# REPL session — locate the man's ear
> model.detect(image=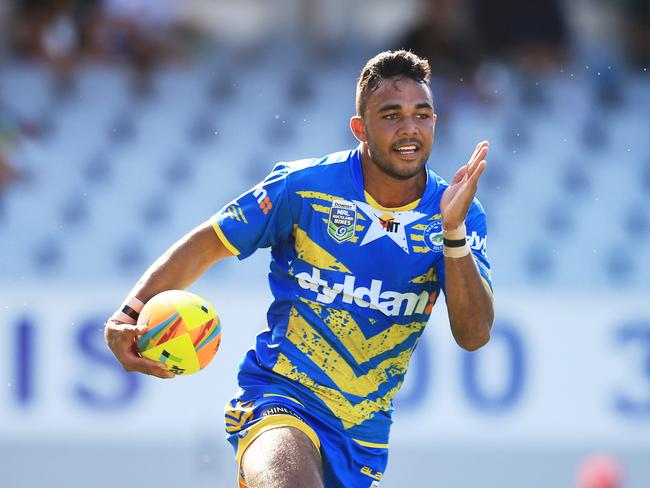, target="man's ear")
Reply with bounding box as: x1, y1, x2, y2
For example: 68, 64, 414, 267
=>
432, 113, 437, 142
350, 116, 367, 143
